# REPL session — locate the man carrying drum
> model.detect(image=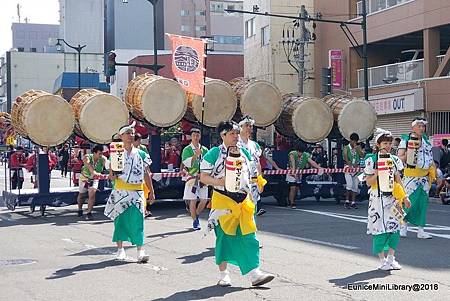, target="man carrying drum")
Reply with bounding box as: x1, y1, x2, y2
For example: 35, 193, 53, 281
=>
77, 144, 107, 220
397, 117, 436, 239
181, 127, 209, 230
